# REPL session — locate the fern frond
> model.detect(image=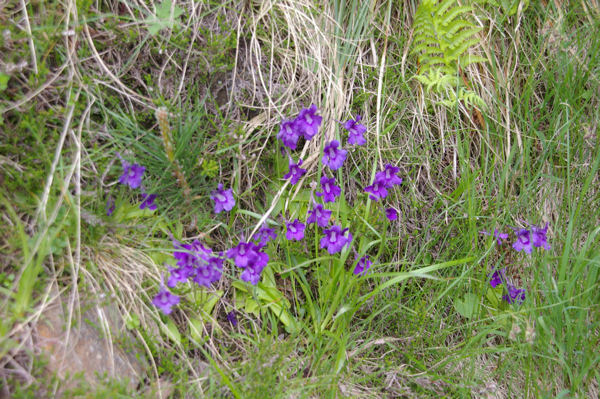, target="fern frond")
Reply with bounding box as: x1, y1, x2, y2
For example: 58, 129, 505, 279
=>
410, 0, 486, 108
459, 55, 487, 68
440, 6, 473, 27
437, 0, 457, 15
